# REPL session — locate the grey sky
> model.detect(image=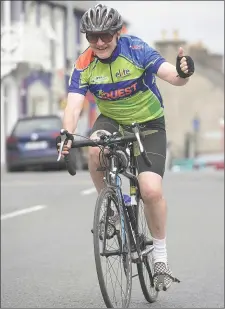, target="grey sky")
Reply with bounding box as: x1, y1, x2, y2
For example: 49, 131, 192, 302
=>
102, 1, 224, 55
